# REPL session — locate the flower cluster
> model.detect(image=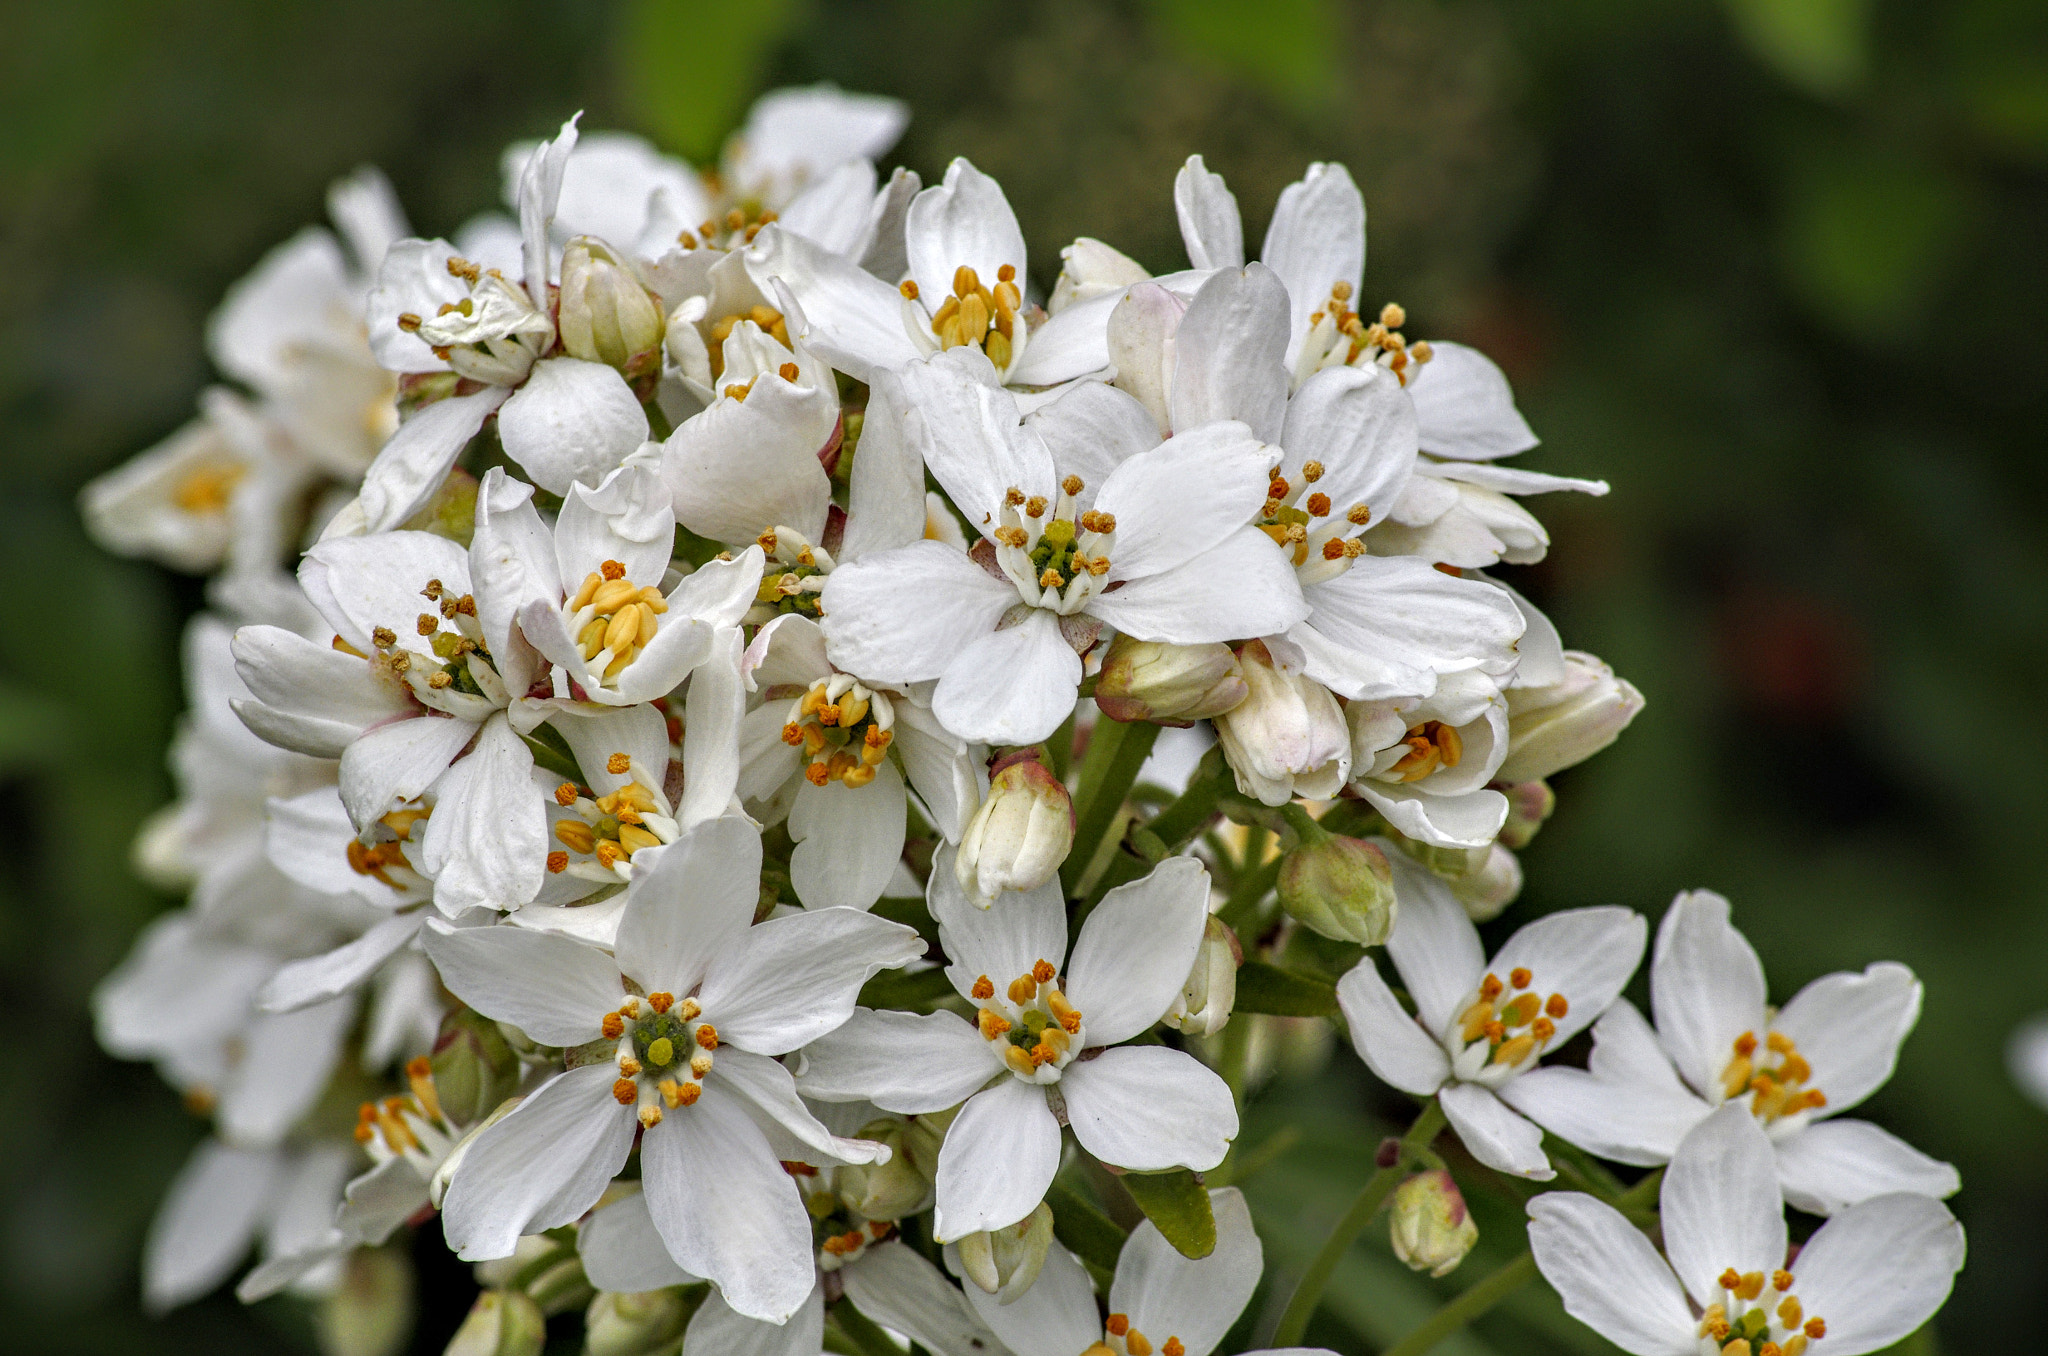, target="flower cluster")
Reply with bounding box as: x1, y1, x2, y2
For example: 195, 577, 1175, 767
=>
87, 84, 1962, 1356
